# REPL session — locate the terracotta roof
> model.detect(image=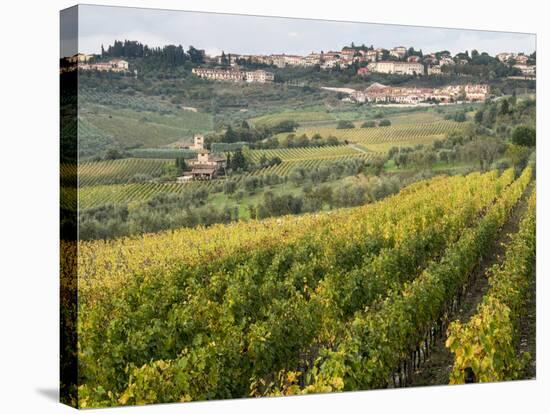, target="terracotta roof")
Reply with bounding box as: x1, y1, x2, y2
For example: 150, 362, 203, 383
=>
192, 166, 216, 174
